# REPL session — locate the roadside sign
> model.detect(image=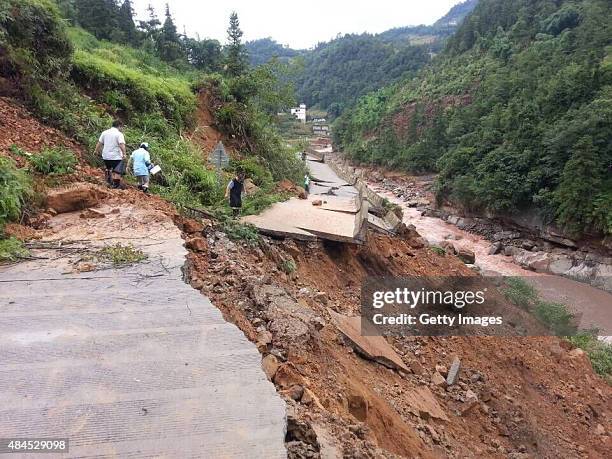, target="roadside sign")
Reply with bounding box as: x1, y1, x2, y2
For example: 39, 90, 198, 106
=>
208, 141, 229, 170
